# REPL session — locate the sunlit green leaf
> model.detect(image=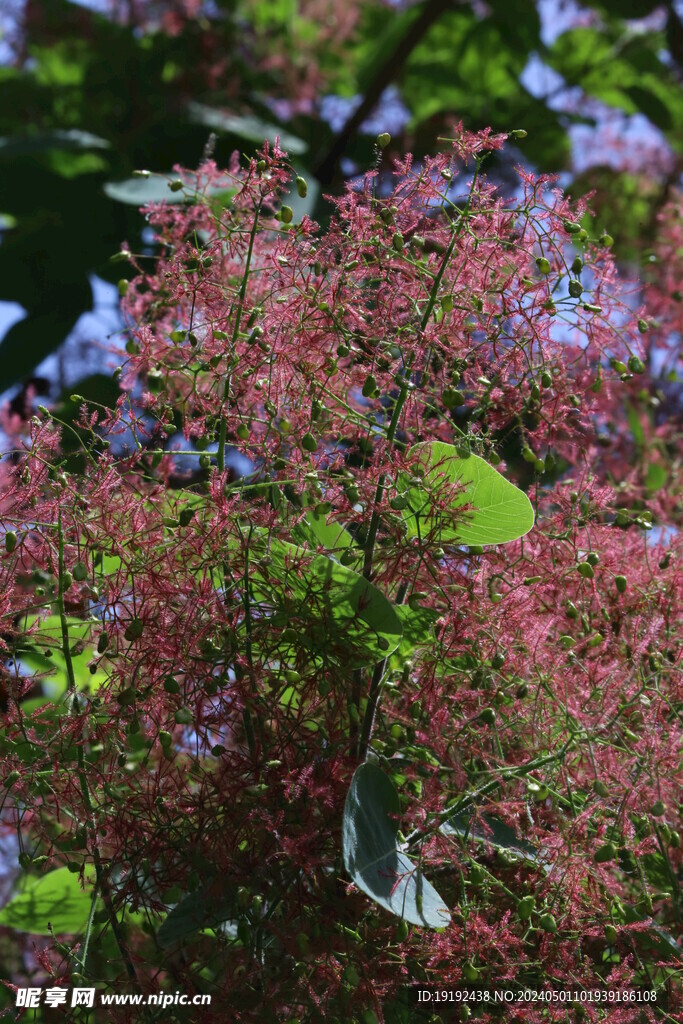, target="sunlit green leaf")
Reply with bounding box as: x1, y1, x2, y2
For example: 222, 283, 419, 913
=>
0, 867, 97, 936
187, 102, 307, 155
400, 443, 534, 546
